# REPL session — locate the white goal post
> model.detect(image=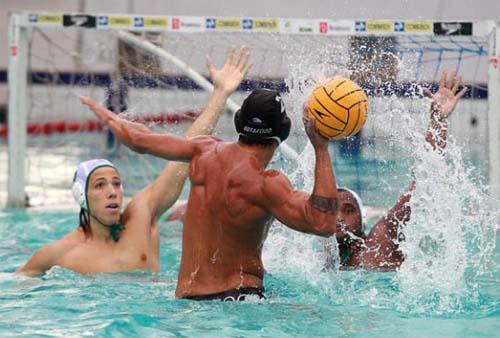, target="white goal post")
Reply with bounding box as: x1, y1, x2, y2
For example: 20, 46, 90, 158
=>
6, 12, 500, 207
488, 21, 500, 200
